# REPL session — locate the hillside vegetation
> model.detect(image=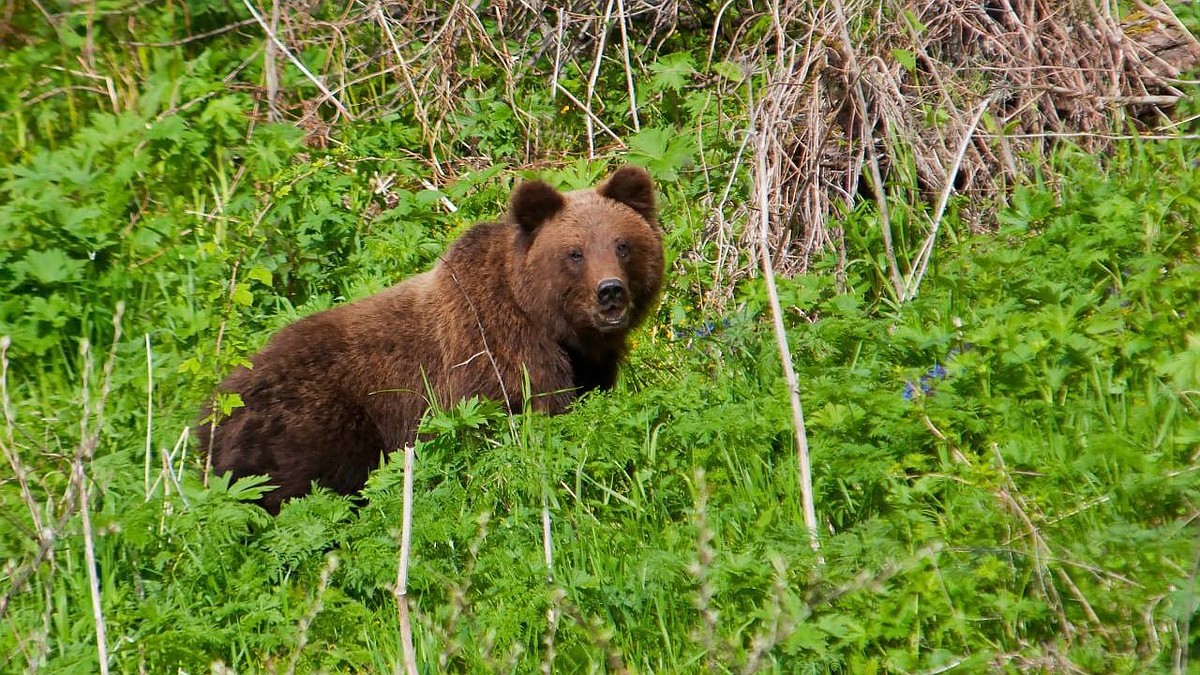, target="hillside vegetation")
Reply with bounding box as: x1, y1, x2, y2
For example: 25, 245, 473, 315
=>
1, 1, 1199, 672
